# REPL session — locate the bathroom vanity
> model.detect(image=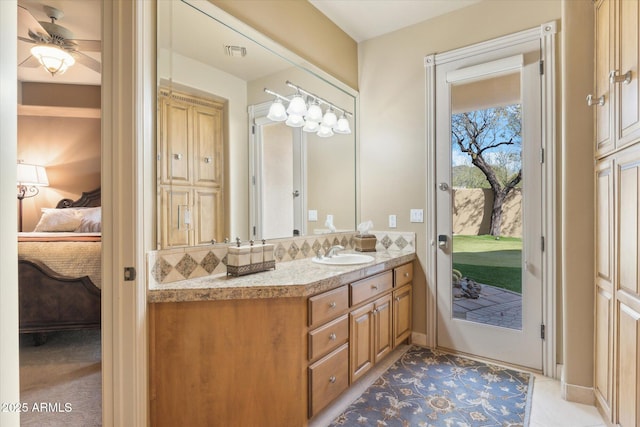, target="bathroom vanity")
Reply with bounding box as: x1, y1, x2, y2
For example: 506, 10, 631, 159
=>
148, 252, 414, 427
